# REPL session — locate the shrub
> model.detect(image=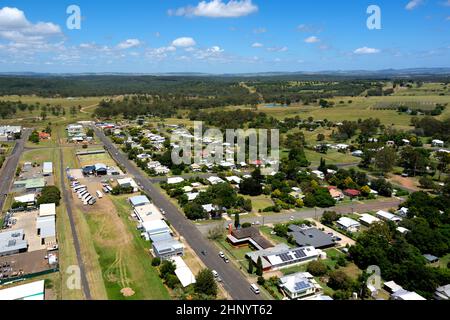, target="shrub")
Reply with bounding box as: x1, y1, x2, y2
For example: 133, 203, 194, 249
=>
151, 258, 161, 267
257, 276, 266, 286
307, 260, 328, 276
